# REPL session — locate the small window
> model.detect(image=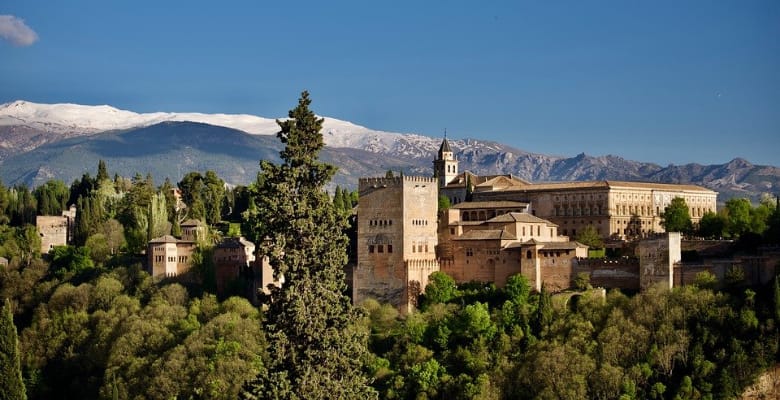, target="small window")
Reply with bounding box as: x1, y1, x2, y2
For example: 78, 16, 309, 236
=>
378, 245, 384, 253
387, 245, 393, 253
526, 250, 532, 259
369, 245, 375, 253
